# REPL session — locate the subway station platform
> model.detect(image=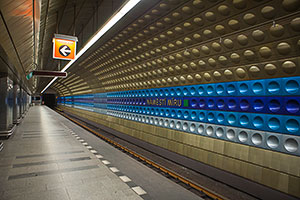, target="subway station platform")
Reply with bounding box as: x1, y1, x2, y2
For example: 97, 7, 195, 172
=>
0, 106, 202, 200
